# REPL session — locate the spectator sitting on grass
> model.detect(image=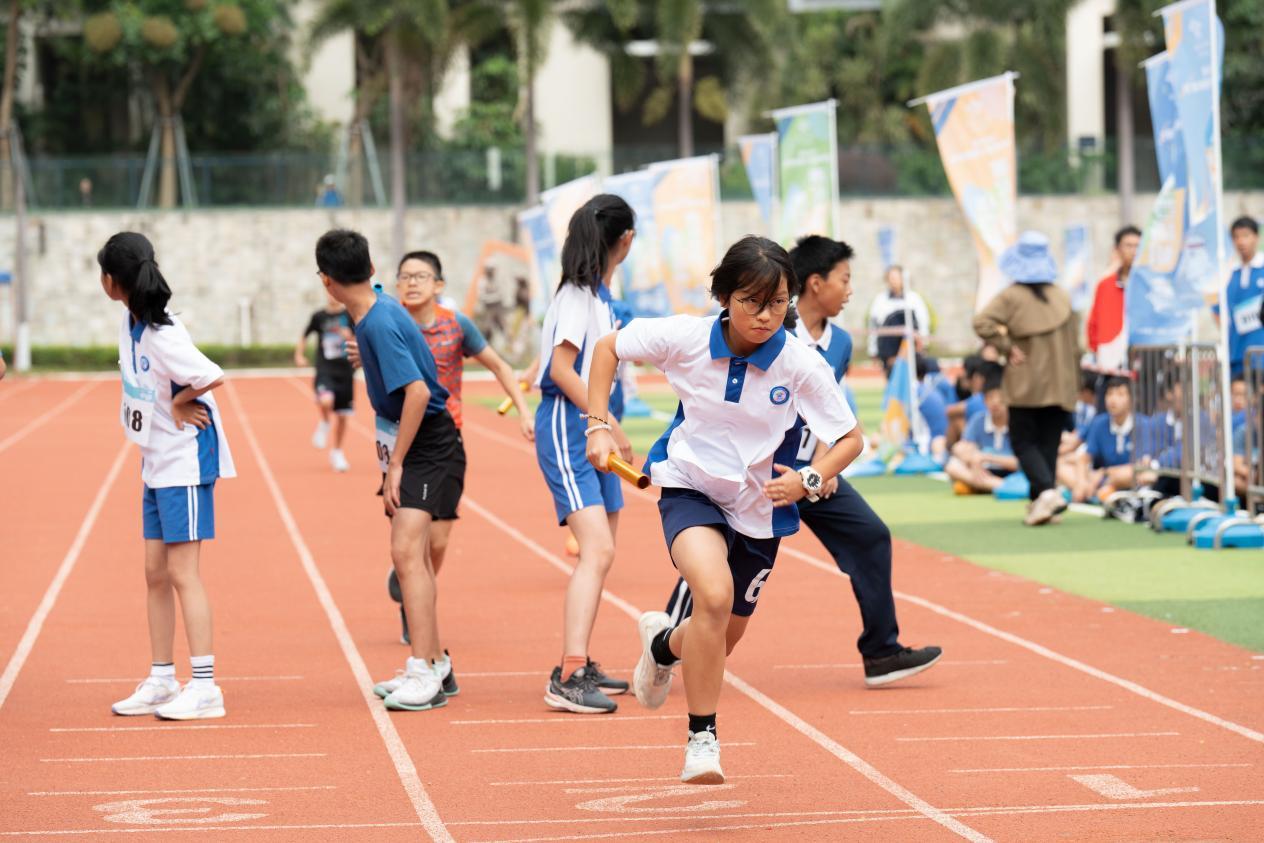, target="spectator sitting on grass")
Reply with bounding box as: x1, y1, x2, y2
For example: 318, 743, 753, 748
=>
915, 354, 949, 465
1231, 375, 1247, 433
1056, 369, 1100, 491
947, 356, 1003, 447
945, 376, 1017, 494
1071, 376, 1137, 504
